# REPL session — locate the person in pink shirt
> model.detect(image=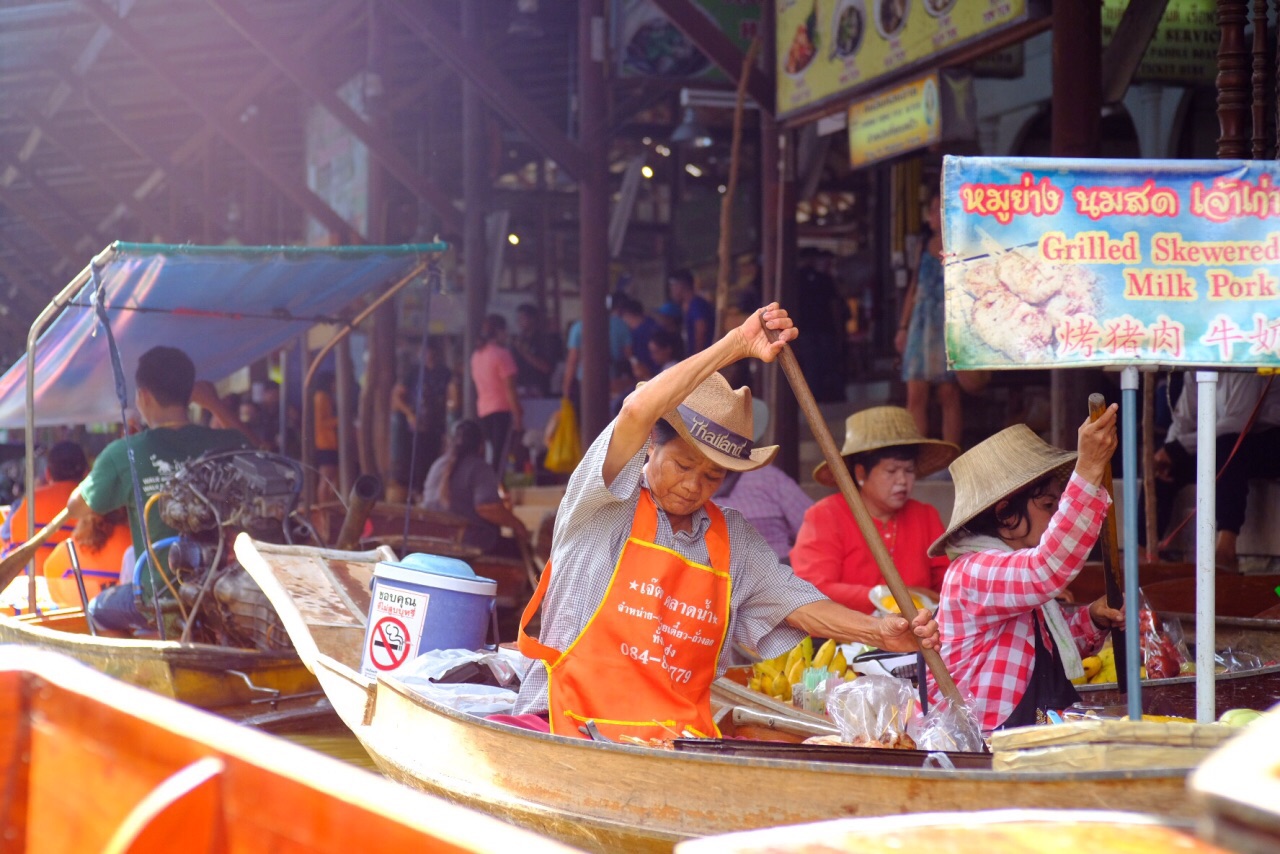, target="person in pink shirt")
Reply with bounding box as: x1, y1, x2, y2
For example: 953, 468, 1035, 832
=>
470, 314, 522, 474
791, 406, 959, 614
